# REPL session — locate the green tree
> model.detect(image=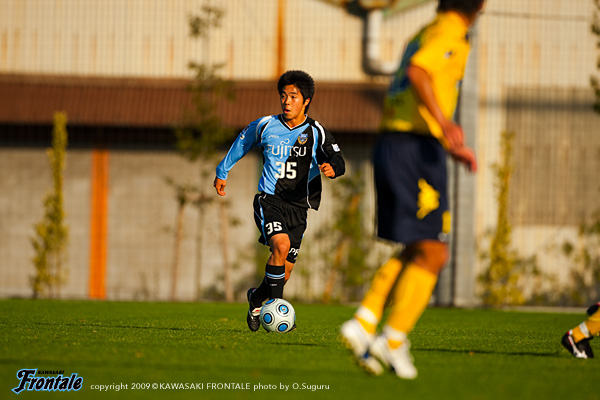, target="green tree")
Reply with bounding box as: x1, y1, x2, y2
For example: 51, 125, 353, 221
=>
168, 6, 236, 301
478, 131, 537, 306
322, 172, 378, 303
30, 112, 69, 298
